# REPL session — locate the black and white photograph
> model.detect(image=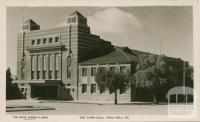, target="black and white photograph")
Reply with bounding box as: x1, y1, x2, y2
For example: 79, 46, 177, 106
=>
1, 0, 200, 121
